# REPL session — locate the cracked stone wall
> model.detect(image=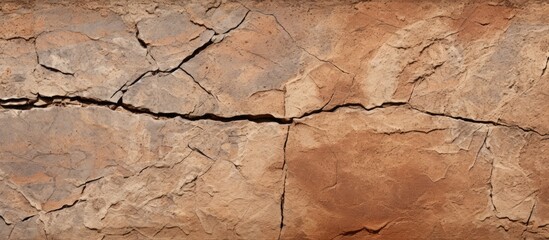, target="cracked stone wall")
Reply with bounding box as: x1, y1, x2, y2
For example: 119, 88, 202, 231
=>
0, 0, 548, 239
